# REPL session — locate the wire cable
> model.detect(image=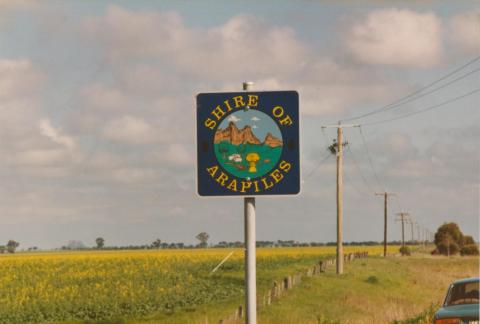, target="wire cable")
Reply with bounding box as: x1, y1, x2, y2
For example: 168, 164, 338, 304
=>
344, 168, 371, 196
303, 150, 333, 182
393, 195, 404, 212
345, 145, 376, 193
342, 55, 480, 122
359, 67, 480, 120
358, 126, 384, 192
321, 127, 332, 149
362, 87, 480, 126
